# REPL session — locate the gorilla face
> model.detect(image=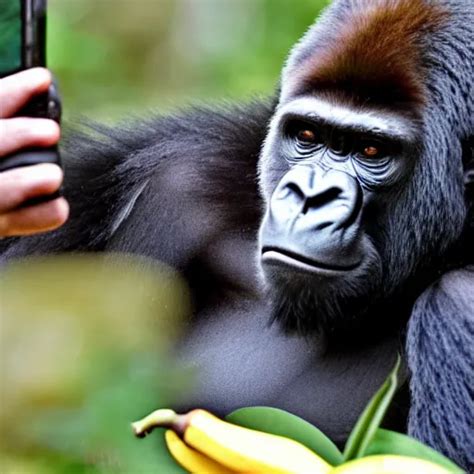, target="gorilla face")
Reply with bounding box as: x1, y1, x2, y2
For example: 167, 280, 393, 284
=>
258, 95, 469, 337
256, 0, 471, 336
258, 97, 421, 334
